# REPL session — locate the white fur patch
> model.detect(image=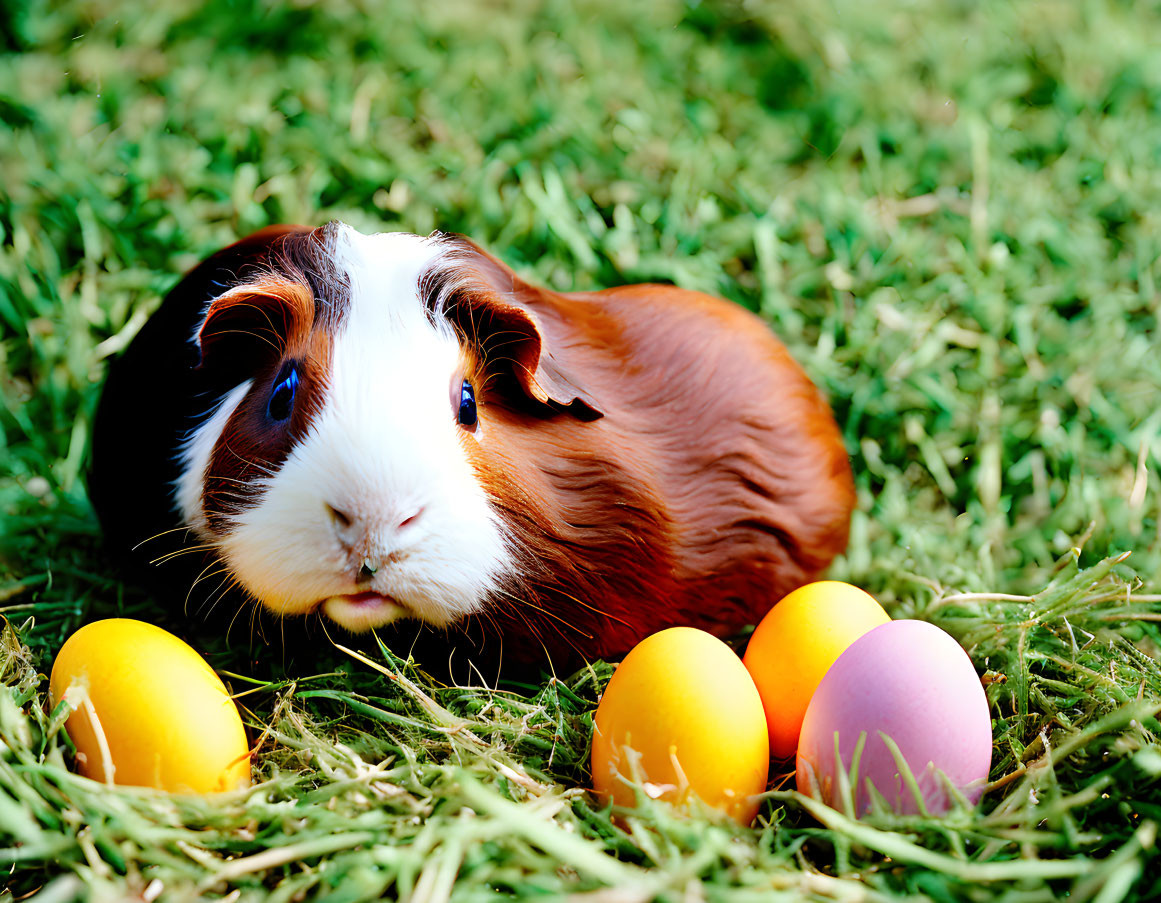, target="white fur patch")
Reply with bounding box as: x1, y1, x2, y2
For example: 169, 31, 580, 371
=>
174, 380, 253, 536
187, 225, 511, 631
